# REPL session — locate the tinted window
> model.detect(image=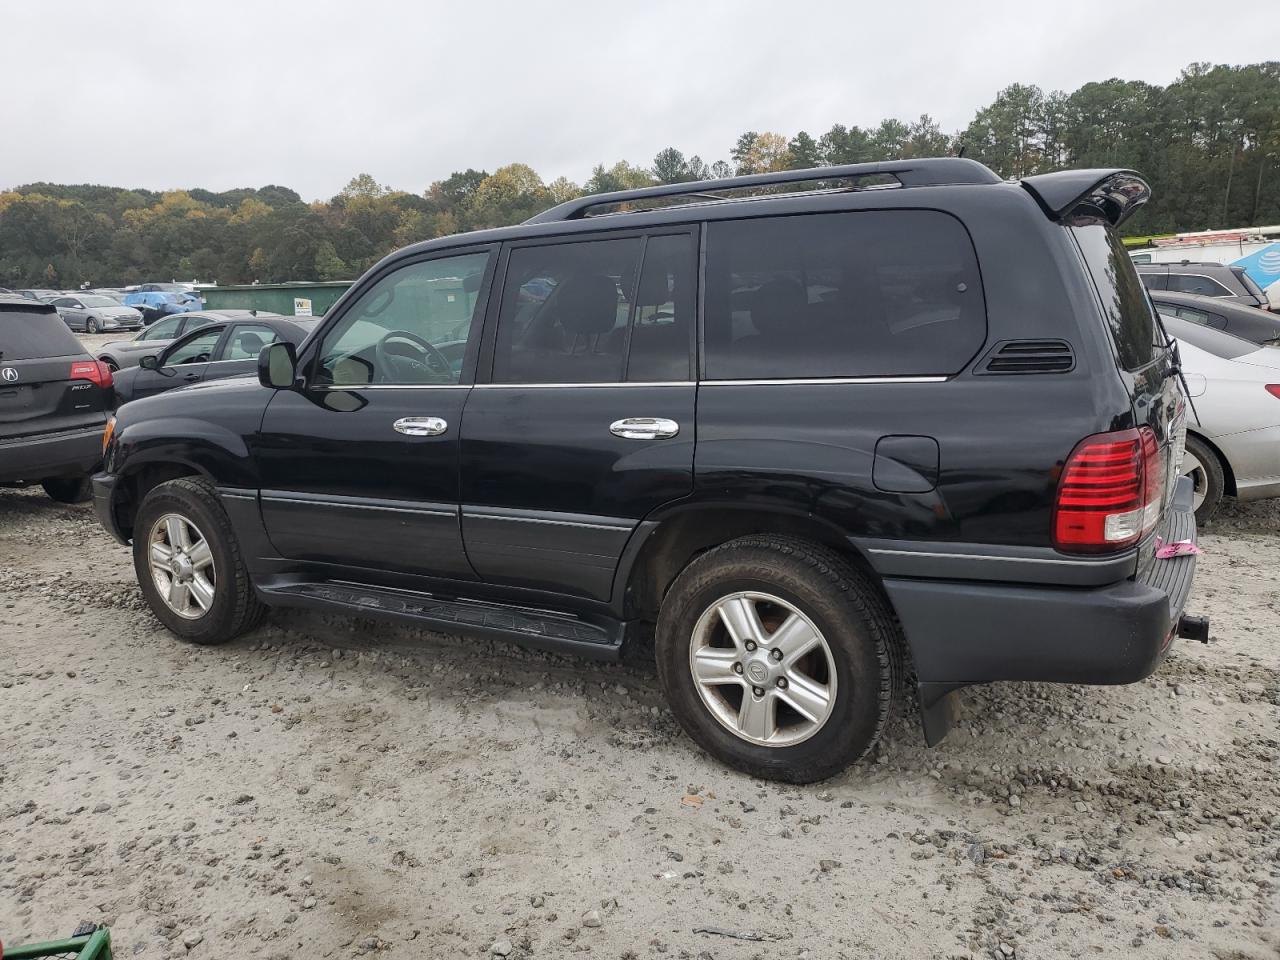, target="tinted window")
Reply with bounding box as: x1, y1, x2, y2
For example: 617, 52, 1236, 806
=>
1137, 271, 1167, 290
140, 316, 181, 340
1173, 306, 1210, 326
627, 234, 694, 381
0, 307, 85, 359
1167, 273, 1230, 297
1235, 269, 1267, 302
184, 315, 215, 331
703, 211, 985, 379
317, 251, 490, 386
1073, 222, 1165, 371
164, 328, 222, 366
222, 323, 280, 361
494, 237, 641, 384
